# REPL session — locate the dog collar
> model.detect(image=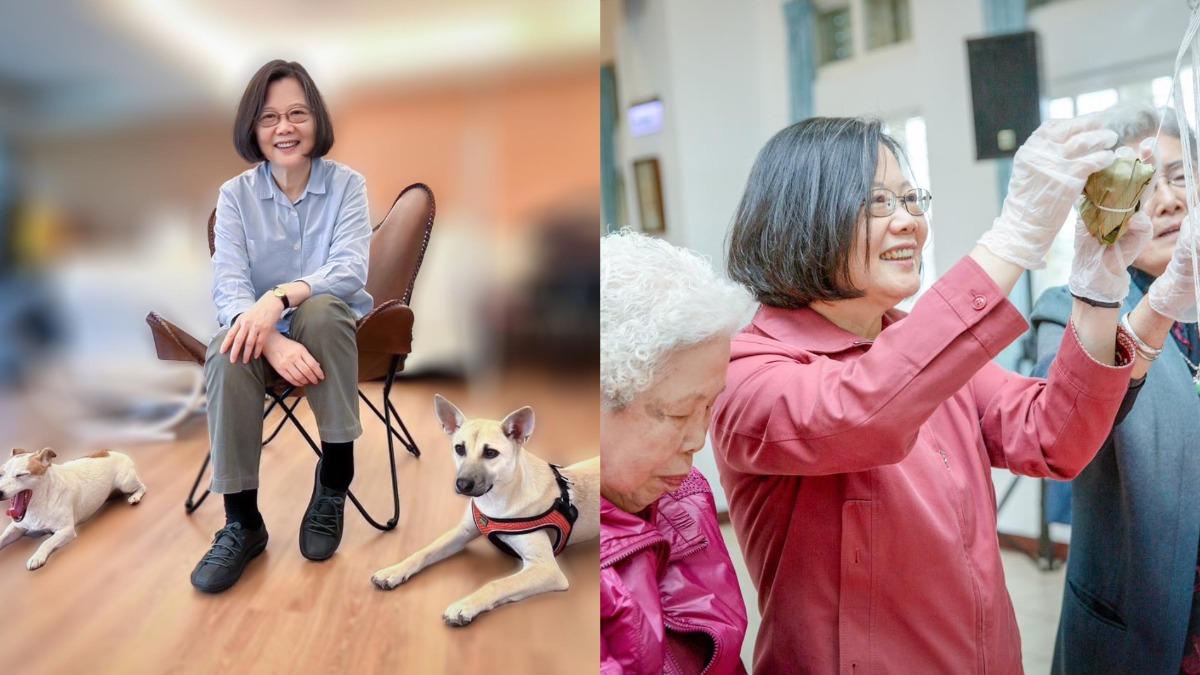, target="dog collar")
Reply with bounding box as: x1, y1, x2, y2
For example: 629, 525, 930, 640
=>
471, 464, 578, 557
